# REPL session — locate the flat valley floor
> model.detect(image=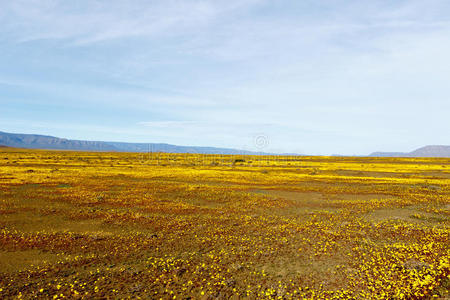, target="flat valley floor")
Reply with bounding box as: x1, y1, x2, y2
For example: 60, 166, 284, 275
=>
0, 149, 449, 299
